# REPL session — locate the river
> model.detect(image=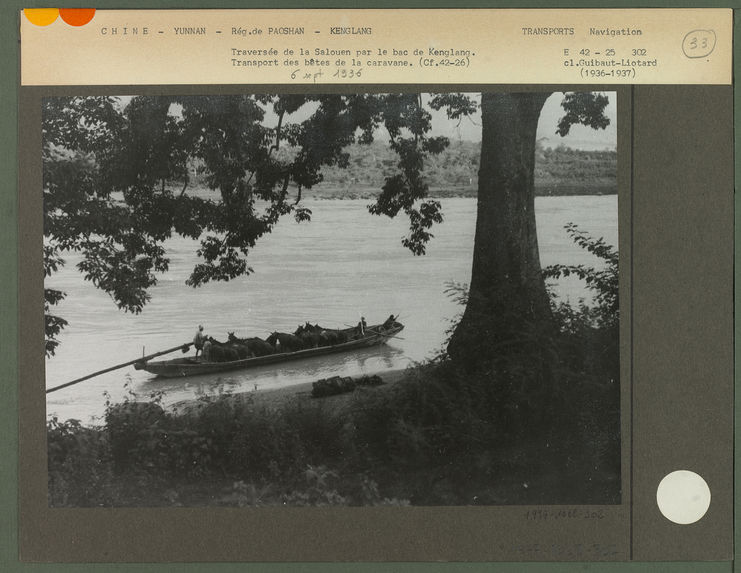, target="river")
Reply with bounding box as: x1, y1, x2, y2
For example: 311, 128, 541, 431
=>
45, 195, 618, 424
